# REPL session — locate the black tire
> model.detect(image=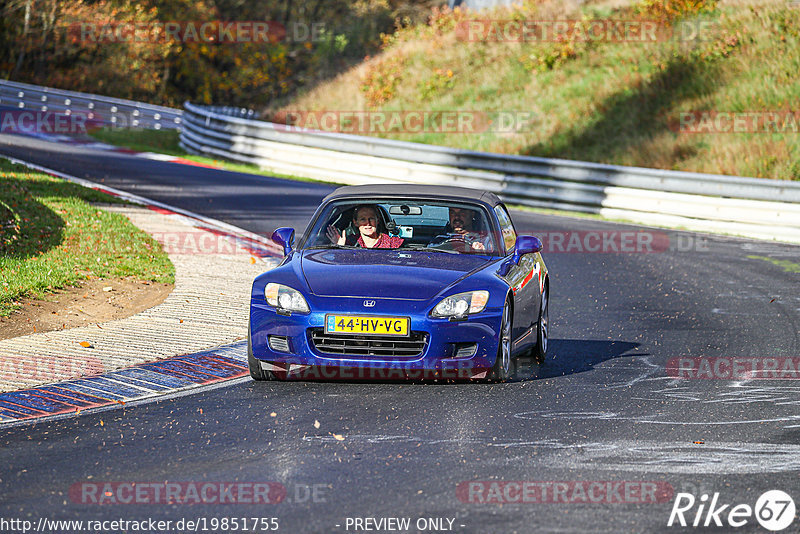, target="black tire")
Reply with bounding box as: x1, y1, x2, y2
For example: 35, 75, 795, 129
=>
531, 286, 549, 364
490, 300, 513, 381
247, 321, 274, 381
